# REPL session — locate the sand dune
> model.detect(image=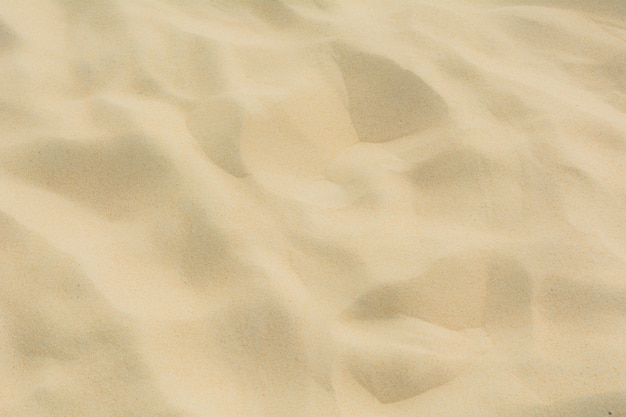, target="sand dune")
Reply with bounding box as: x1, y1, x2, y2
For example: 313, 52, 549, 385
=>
0, 0, 625, 416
